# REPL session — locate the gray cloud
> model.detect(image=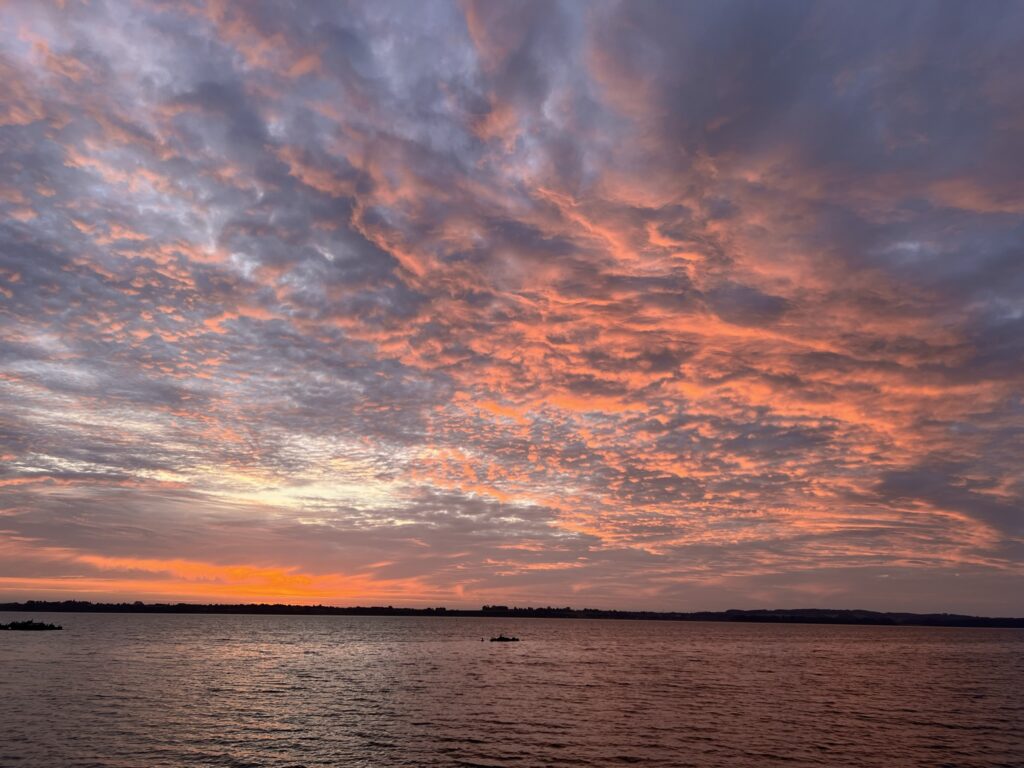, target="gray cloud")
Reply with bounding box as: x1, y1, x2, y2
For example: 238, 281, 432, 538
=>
0, 0, 1021, 611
